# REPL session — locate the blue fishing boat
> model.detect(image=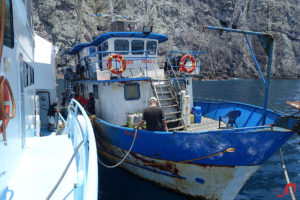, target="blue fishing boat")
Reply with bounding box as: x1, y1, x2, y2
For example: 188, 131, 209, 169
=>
61, 20, 299, 199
